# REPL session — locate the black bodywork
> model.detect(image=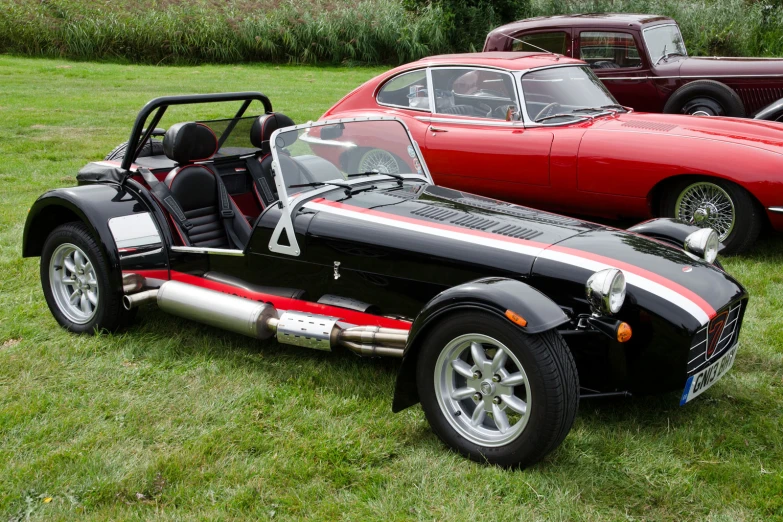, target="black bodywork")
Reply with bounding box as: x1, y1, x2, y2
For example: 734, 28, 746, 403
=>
23, 92, 748, 412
